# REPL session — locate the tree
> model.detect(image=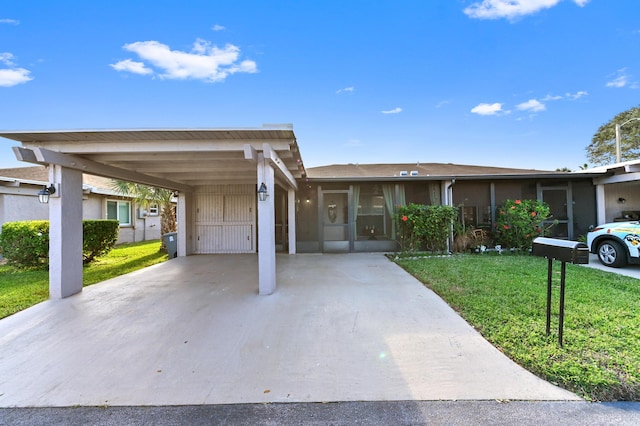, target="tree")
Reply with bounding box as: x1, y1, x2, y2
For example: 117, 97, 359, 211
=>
111, 181, 177, 251
586, 105, 640, 165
